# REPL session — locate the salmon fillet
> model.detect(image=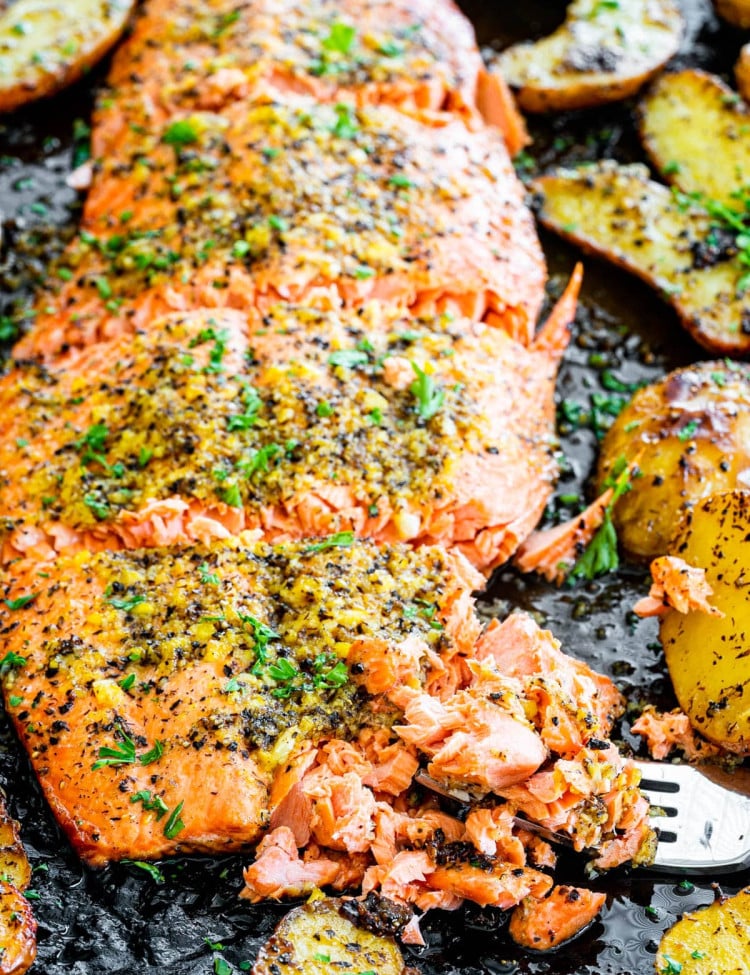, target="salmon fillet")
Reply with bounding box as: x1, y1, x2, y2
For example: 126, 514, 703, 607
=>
0, 537, 653, 894
1, 302, 564, 571
16, 99, 544, 360
97, 0, 484, 145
